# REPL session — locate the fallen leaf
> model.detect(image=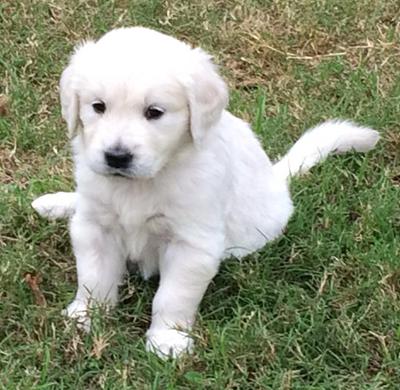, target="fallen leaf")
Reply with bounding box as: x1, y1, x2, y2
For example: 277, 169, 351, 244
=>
0, 95, 9, 117
24, 272, 47, 307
